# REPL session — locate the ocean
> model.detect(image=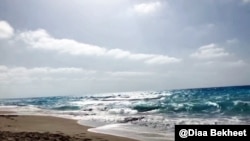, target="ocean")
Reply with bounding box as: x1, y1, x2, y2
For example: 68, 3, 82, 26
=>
1, 85, 250, 141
